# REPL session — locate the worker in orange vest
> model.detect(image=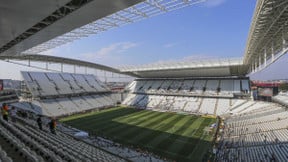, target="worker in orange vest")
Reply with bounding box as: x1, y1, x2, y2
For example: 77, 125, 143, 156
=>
48, 118, 57, 134
1, 103, 9, 122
